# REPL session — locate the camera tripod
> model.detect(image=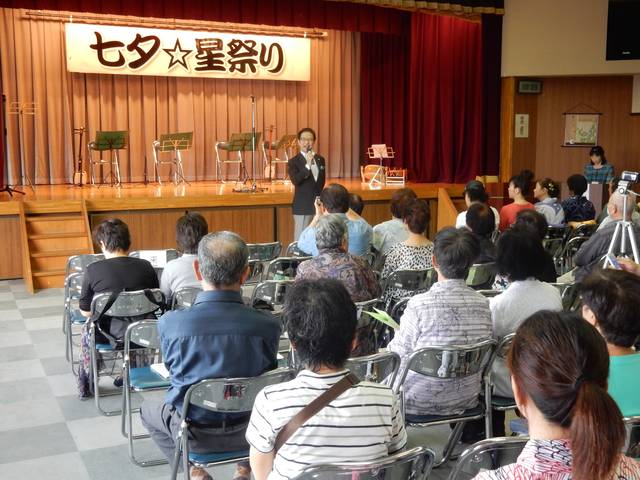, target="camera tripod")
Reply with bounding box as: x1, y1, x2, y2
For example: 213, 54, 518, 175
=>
603, 179, 639, 267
